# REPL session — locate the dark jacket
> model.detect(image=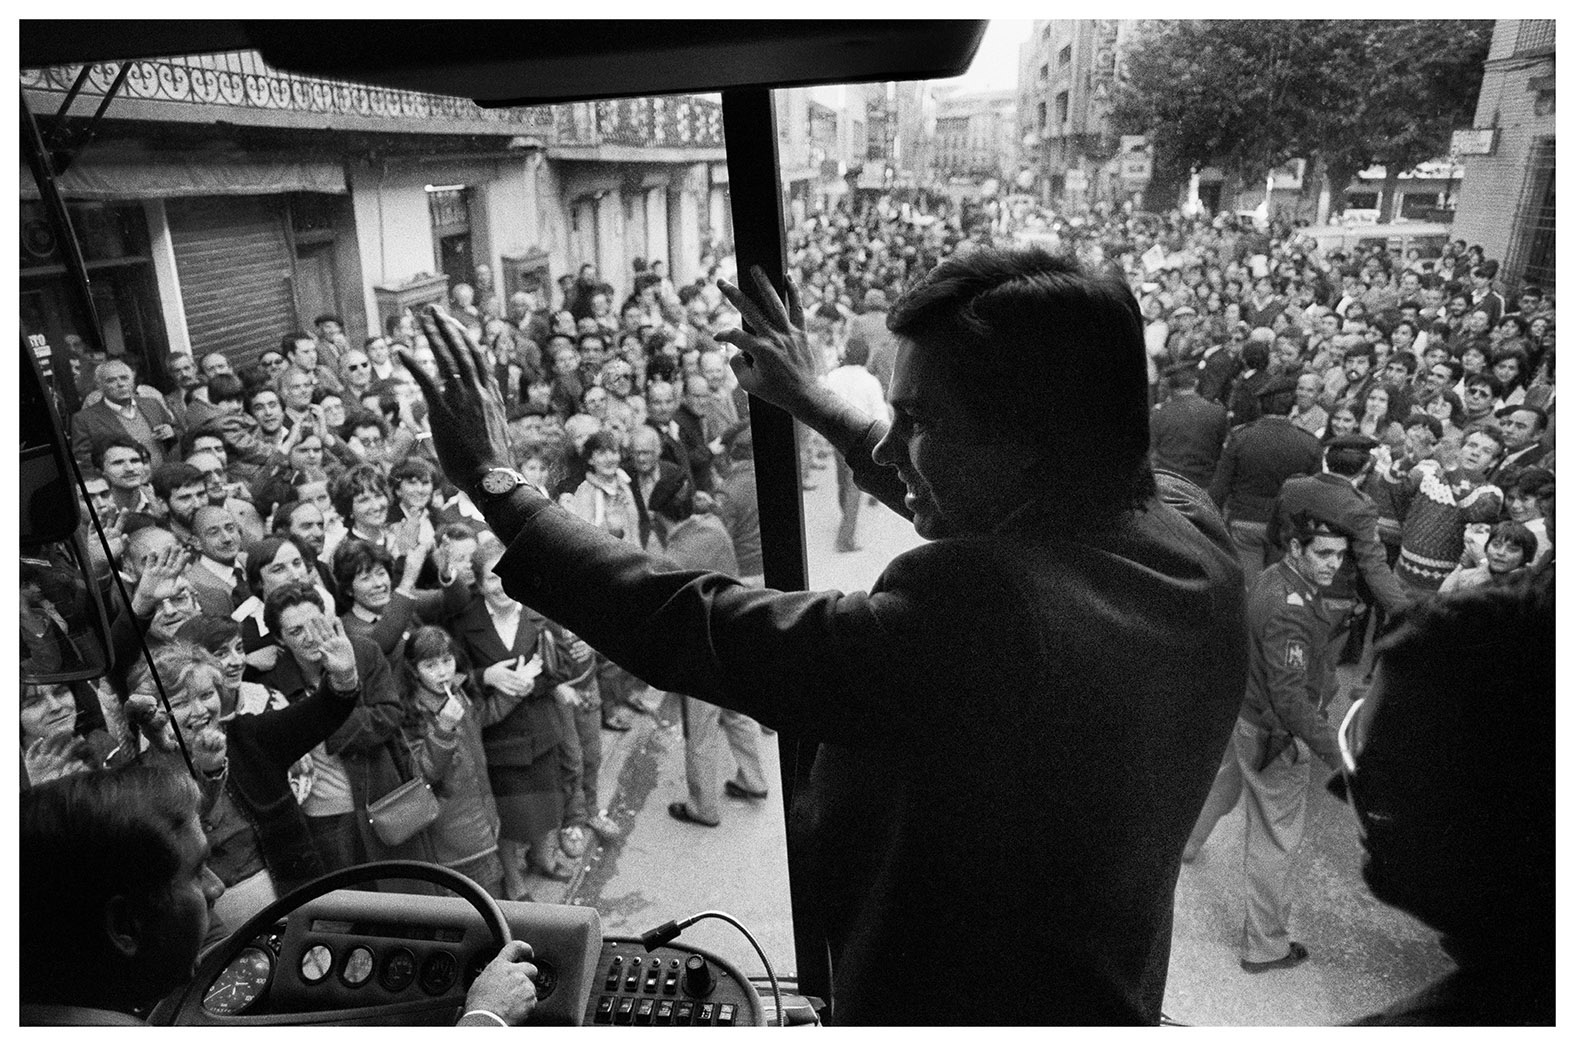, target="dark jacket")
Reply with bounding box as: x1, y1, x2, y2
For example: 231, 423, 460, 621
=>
222, 678, 358, 893
1239, 559, 1341, 770
672, 405, 716, 491
1210, 415, 1323, 524
1150, 393, 1230, 489
1267, 472, 1411, 614
490, 465, 1246, 1025
70, 395, 179, 467
1196, 345, 1240, 404
448, 593, 570, 768
251, 634, 431, 861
